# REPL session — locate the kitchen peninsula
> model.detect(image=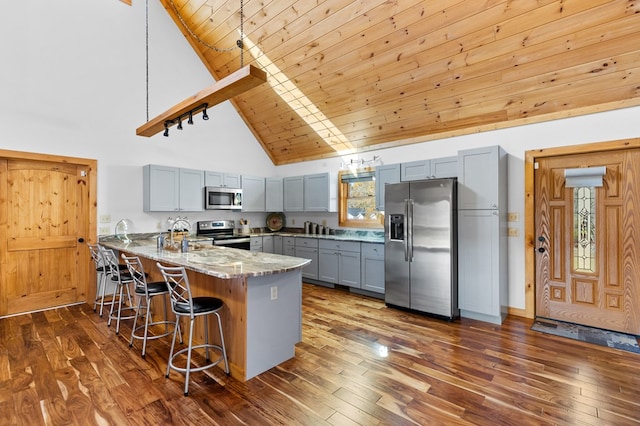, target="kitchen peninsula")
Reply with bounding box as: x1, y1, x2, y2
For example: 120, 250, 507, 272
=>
100, 234, 310, 382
